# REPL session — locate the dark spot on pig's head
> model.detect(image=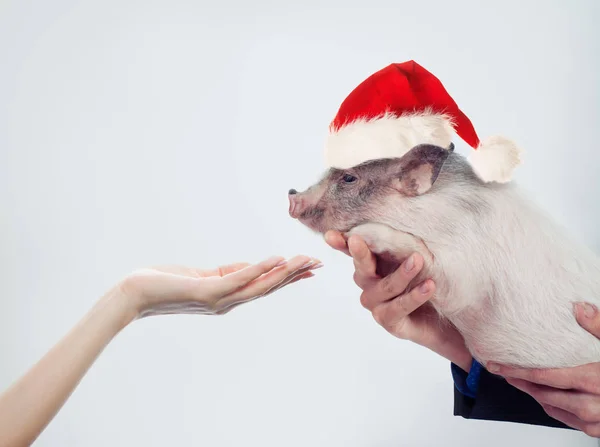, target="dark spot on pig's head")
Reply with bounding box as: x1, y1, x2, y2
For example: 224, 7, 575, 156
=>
289, 143, 456, 234
288, 163, 384, 233
299, 206, 325, 221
